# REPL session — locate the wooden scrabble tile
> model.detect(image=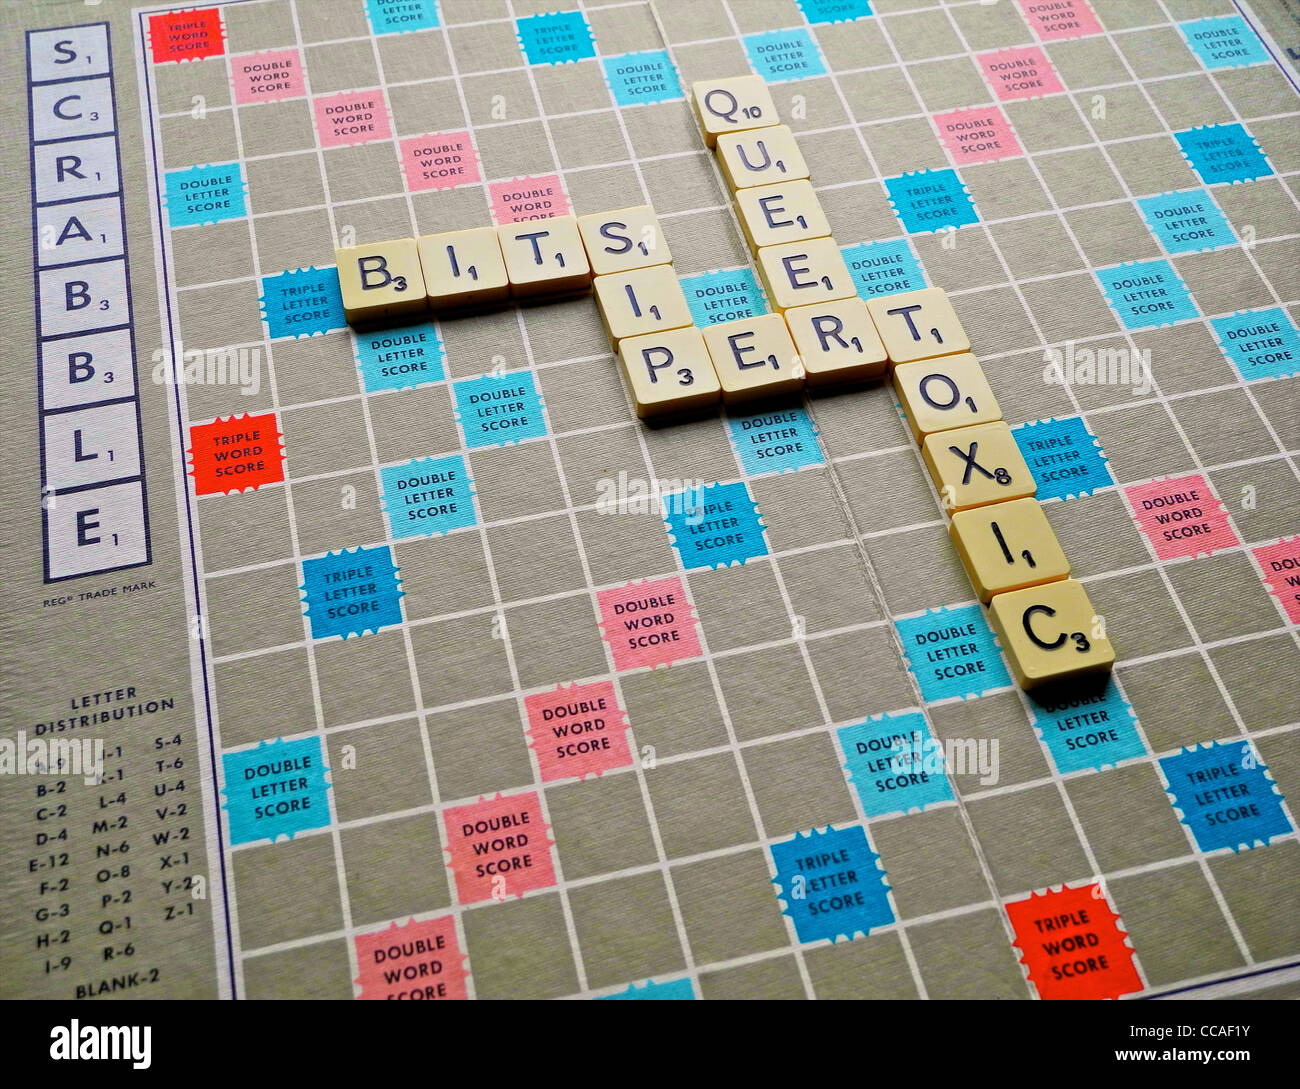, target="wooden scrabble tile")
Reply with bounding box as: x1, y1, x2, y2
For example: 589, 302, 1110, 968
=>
700, 313, 804, 404
950, 497, 1070, 603
865, 287, 970, 364
416, 227, 509, 311
921, 420, 1036, 512
783, 297, 888, 386
735, 179, 831, 251
335, 237, 428, 326
716, 125, 809, 190
576, 205, 671, 276
593, 265, 694, 344
497, 215, 592, 297
755, 237, 856, 312
617, 326, 721, 418
893, 352, 1002, 441
987, 578, 1115, 690
690, 75, 780, 147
